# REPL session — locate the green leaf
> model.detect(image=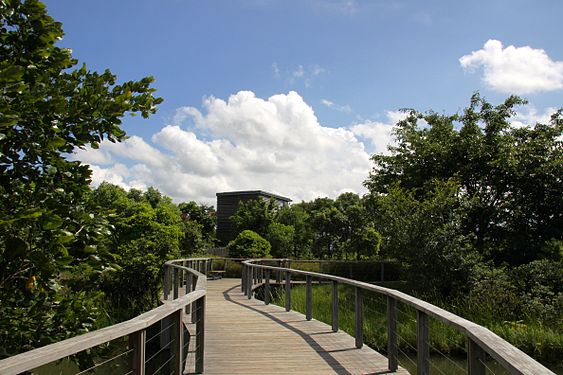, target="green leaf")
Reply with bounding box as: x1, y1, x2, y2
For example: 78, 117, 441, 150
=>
0, 65, 25, 82
0, 114, 19, 128
57, 230, 75, 244
84, 245, 97, 254
47, 137, 67, 150
42, 214, 63, 230
0, 208, 46, 224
